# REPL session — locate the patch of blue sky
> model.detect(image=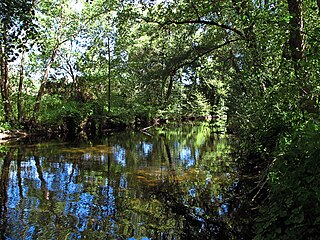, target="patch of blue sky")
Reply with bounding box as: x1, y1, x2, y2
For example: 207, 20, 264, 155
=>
195, 148, 200, 159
